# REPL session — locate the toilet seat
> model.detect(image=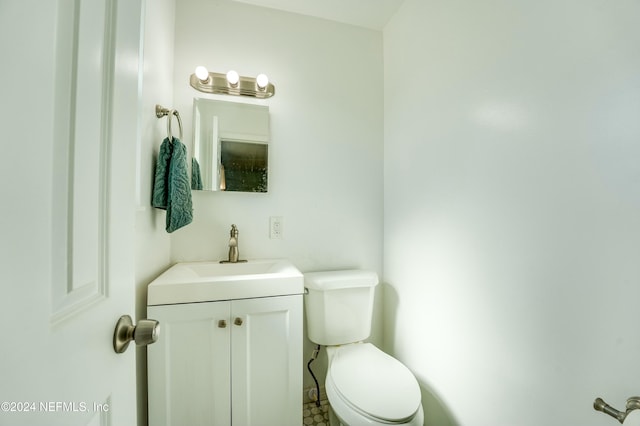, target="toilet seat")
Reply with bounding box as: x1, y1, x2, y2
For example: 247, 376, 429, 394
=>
327, 343, 421, 423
